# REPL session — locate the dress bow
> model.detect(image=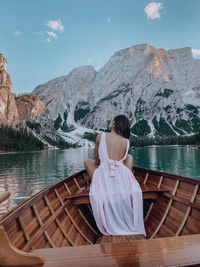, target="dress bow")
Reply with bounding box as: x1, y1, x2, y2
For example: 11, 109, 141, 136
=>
108, 160, 120, 177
